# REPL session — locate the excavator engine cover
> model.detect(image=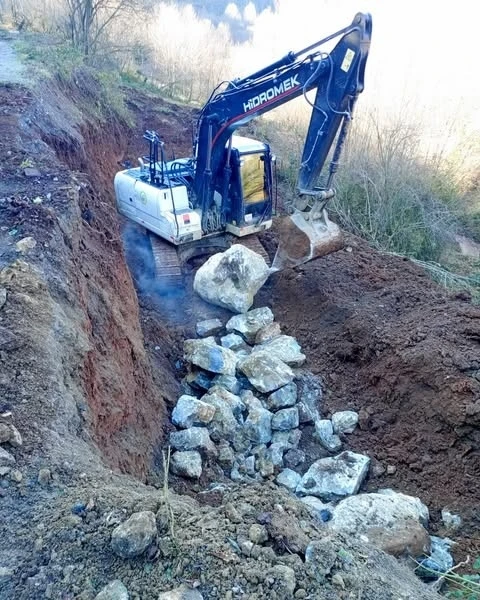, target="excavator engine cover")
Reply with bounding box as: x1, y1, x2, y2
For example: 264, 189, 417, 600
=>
272, 209, 343, 270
